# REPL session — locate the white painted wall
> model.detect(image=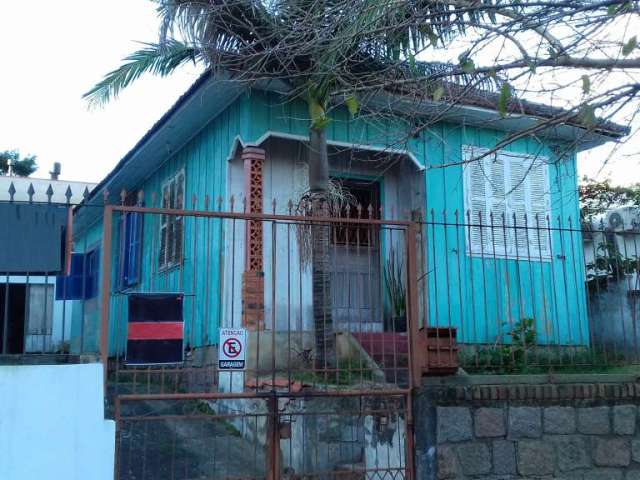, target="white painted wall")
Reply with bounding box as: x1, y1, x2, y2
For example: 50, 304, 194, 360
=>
0, 363, 115, 480
224, 138, 425, 333
0, 176, 96, 203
